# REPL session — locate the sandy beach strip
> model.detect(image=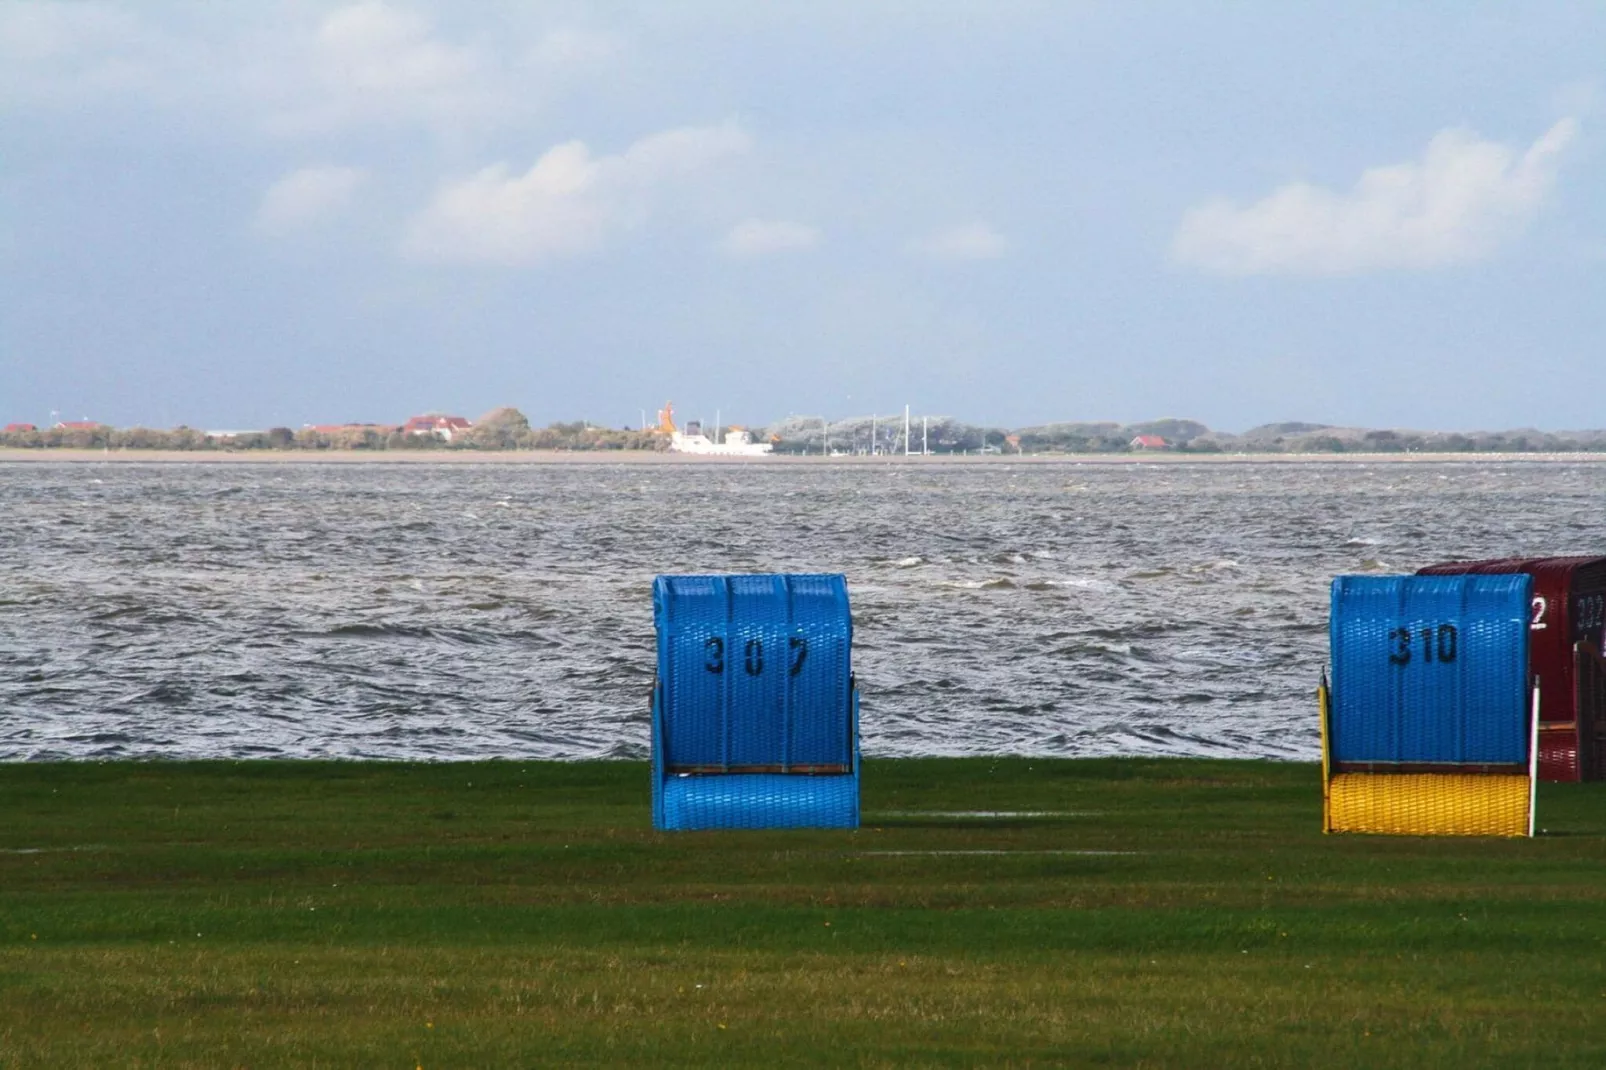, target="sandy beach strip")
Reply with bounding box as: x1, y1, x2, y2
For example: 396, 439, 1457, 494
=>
5, 448, 1605, 466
